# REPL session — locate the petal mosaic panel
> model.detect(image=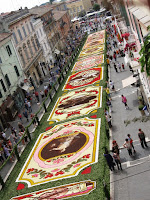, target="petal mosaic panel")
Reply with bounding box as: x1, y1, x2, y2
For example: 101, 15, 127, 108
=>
86, 30, 105, 43
72, 55, 103, 72
64, 67, 103, 90
47, 86, 102, 122
11, 180, 96, 200
16, 118, 100, 187
78, 45, 104, 59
